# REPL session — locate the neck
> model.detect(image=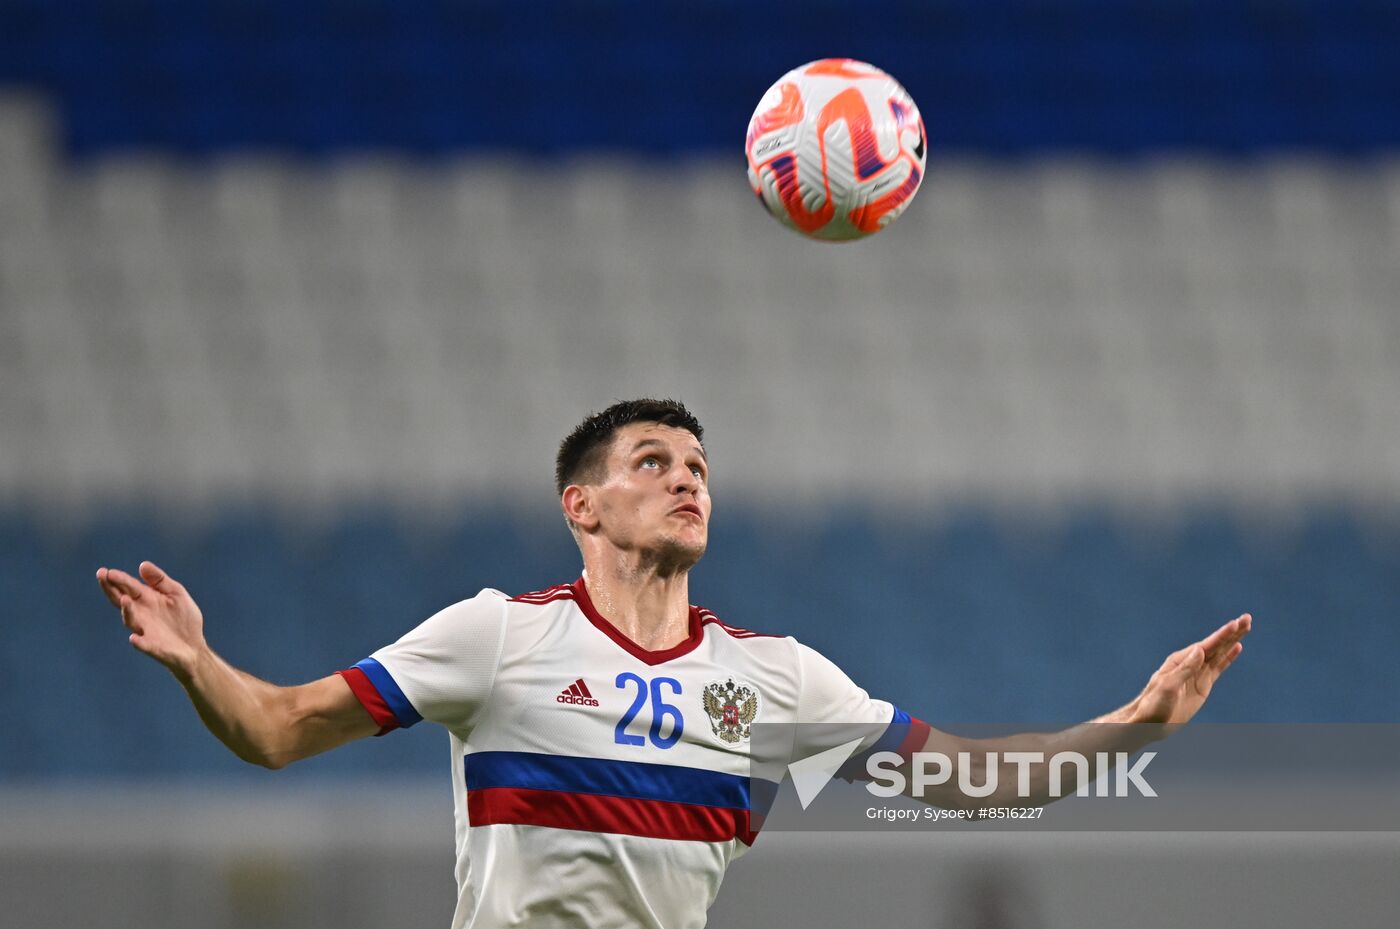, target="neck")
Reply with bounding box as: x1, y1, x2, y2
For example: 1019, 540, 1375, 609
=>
581, 554, 693, 652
